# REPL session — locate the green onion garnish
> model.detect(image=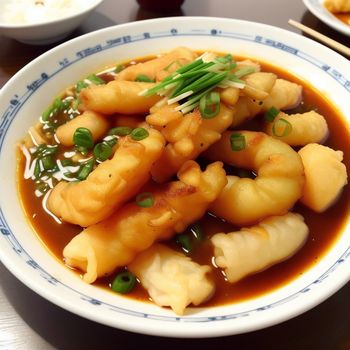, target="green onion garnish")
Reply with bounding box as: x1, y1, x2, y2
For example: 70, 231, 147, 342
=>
138, 53, 246, 114
115, 64, 125, 73
130, 127, 149, 141
190, 223, 204, 241
135, 74, 154, 83
230, 133, 246, 151
41, 97, 70, 122
40, 155, 56, 171
86, 74, 105, 85
73, 127, 94, 149
111, 271, 137, 294
176, 234, 192, 254
199, 91, 220, 119
264, 106, 280, 122
93, 142, 113, 162
136, 192, 154, 208
76, 158, 95, 181
76, 81, 88, 93
272, 118, 292, 137
108, 126, 133, 136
